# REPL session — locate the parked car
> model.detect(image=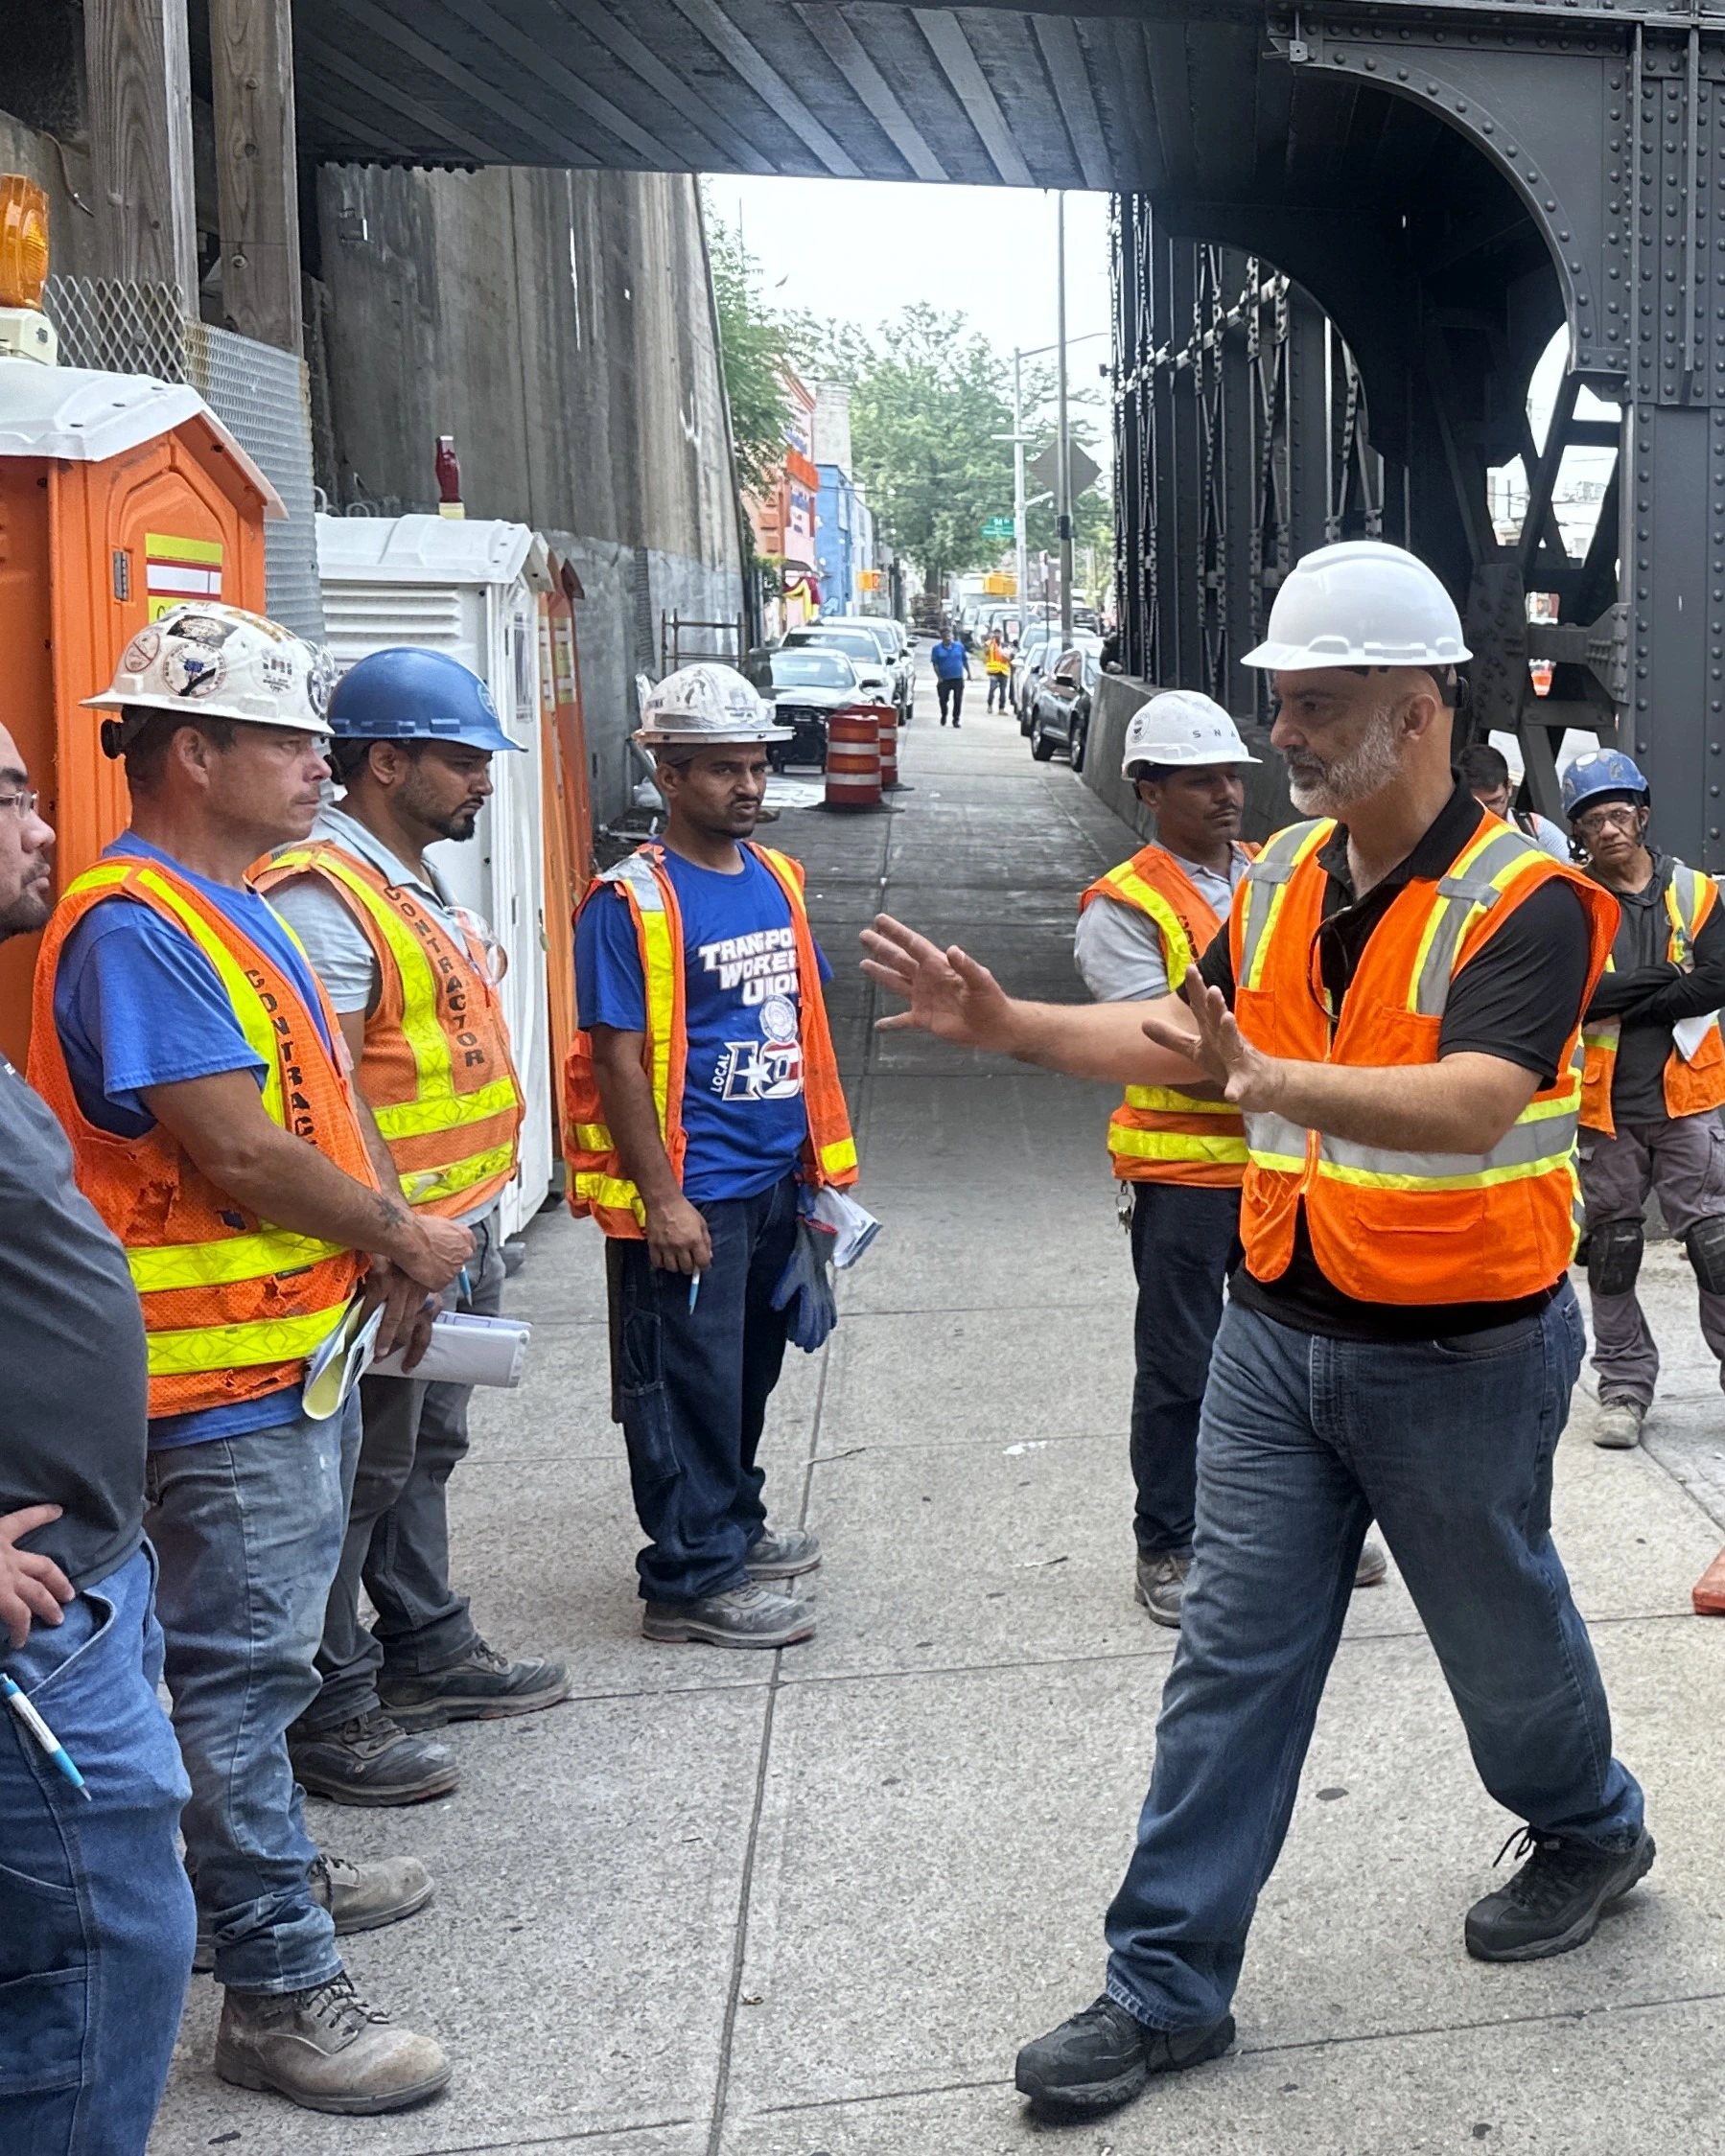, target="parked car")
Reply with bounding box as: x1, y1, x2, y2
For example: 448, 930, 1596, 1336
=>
779, 624, 896, 711
742, 645, 863, 768
1012, 622, 1061, 731
1028, 640, 1104, 768
820, 614, 913, 722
